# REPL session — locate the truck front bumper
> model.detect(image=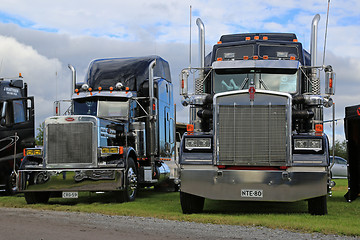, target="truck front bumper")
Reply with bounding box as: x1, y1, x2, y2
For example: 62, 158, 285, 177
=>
18, 169, 125, 192
180, 167, 328, 202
